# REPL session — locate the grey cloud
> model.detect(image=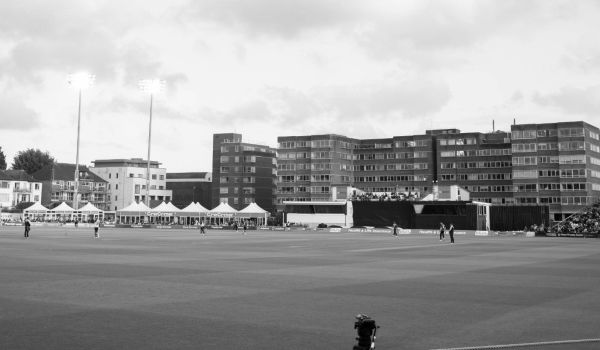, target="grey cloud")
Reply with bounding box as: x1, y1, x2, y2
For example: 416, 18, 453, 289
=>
0, 1, 171, 85
319, 78, 451, 121
355, 0, 556, 60
533, 86, 600, 116
0, 94, 39, 130
183, 0, 362, 37
196, 78, 450, 136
